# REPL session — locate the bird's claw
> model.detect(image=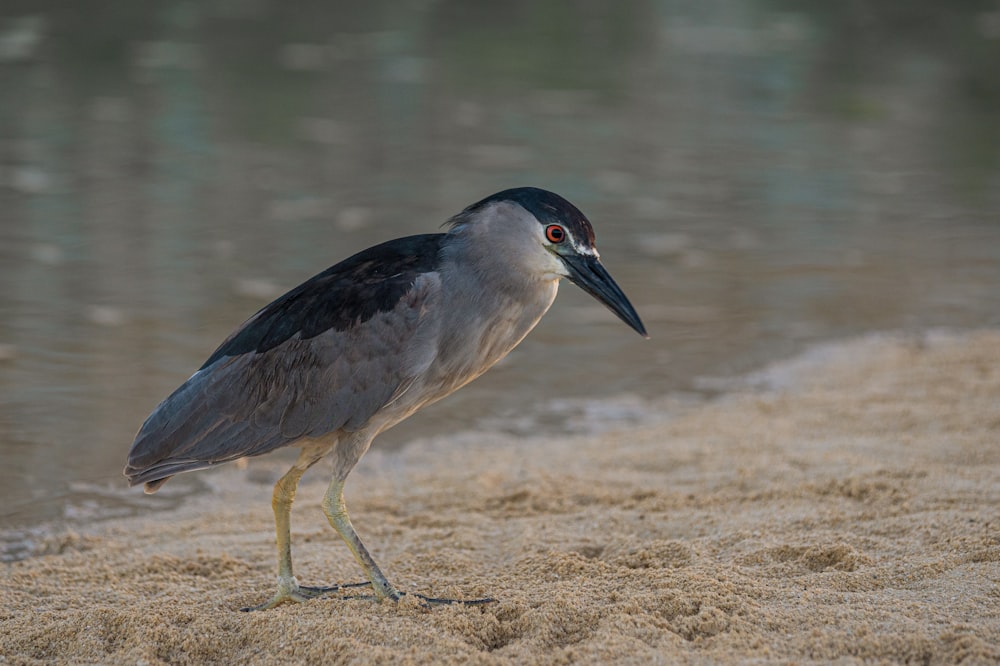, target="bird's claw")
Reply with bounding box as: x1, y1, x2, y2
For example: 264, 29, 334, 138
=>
404, 591, 497, 607
298, 581, 372, 596
240, 579, 496, 610
240, 581, 372, 611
